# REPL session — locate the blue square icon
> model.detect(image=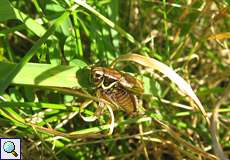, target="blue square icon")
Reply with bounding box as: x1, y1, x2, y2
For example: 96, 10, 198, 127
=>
0, 138, 21, 160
